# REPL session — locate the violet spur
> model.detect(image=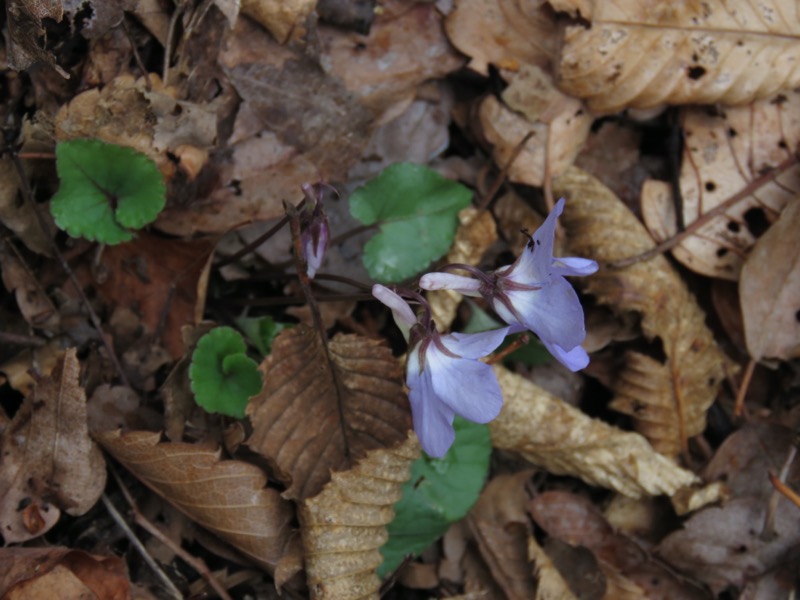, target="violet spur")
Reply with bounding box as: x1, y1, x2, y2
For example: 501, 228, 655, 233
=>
372, 284, 508, 458
420, 198, 598, 371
